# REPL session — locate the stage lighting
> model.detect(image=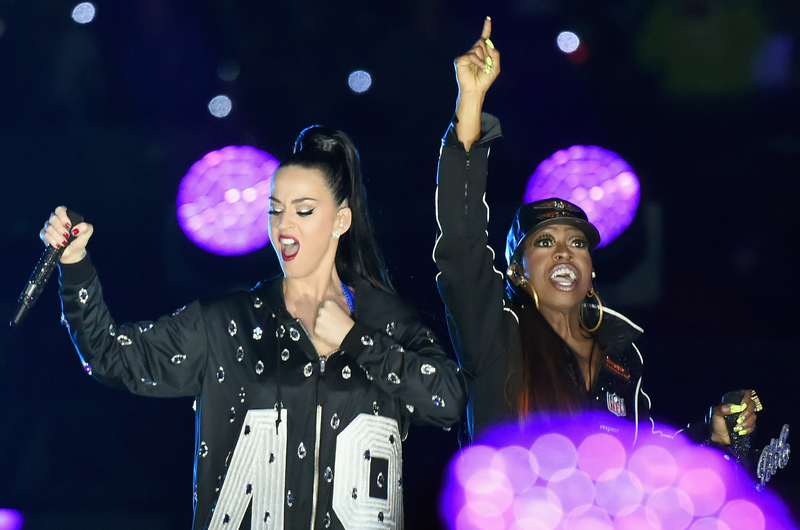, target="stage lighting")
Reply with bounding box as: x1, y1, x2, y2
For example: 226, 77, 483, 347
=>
524, 145, 640, 248
208, 95, 232, 118
557, 31, 580, 54
71, 2, 96, 24
176, 146, 279, 255
348, 70, 372, 93
440, 412, 797, 530
0, 509, 22, 530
